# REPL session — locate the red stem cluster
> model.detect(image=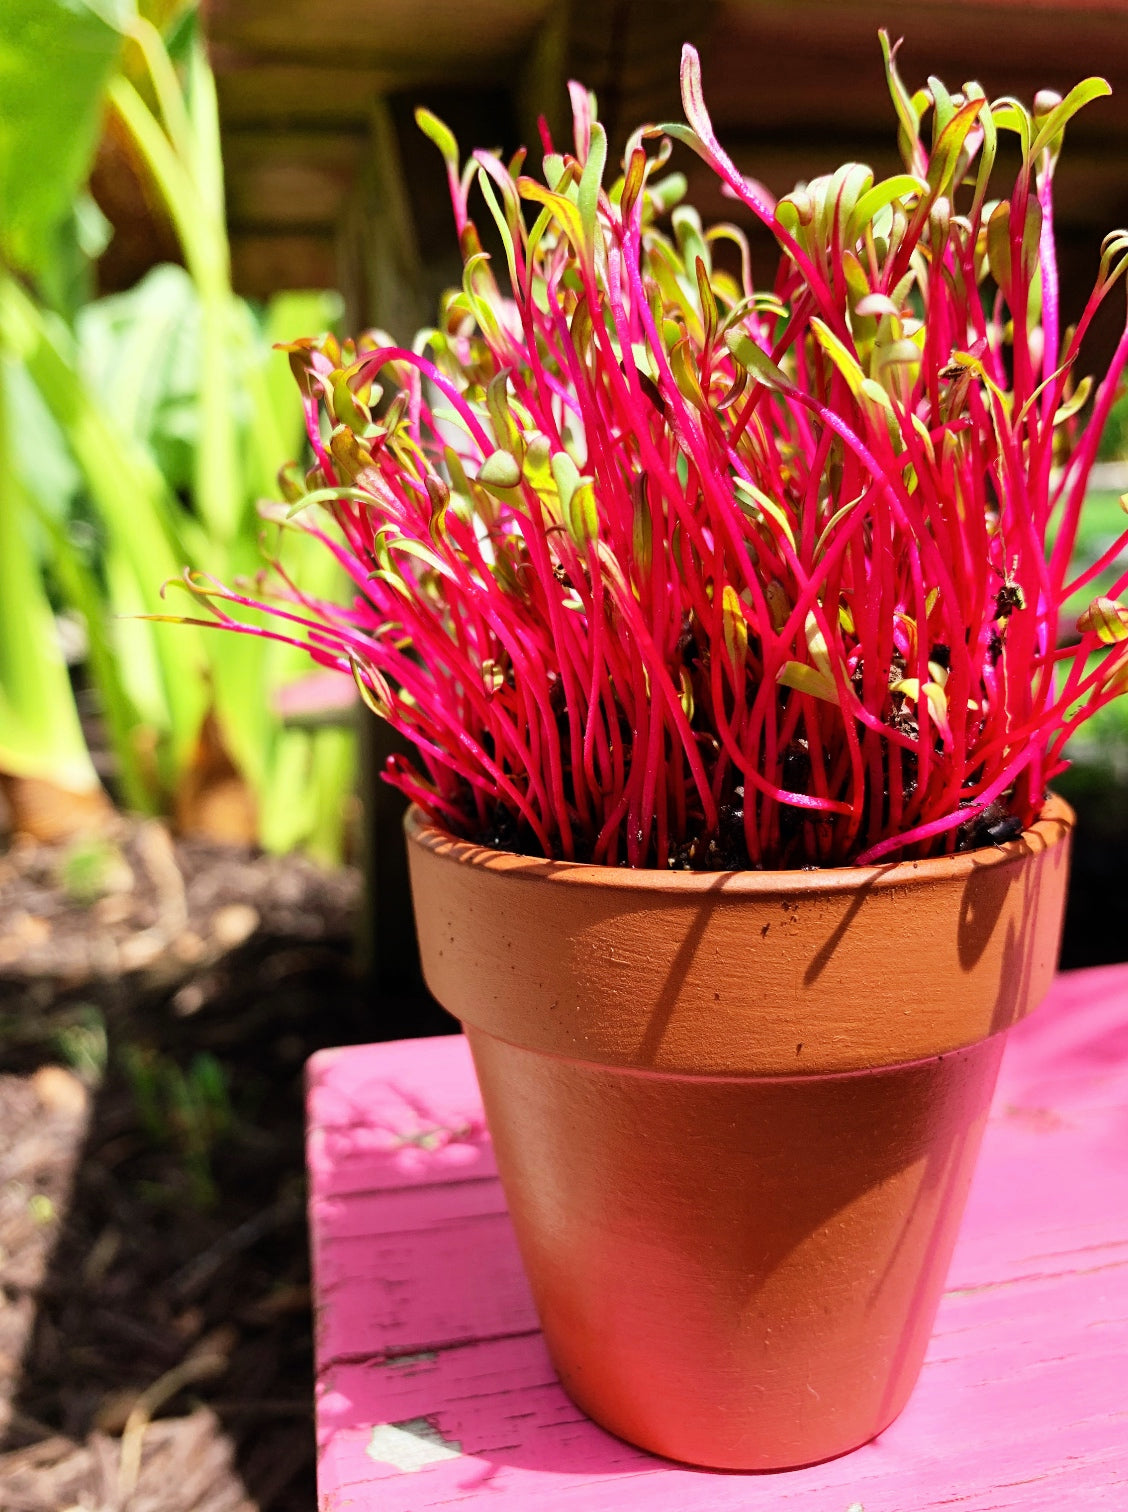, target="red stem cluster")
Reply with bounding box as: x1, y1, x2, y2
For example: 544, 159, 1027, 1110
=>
180, 41, 1128, 869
